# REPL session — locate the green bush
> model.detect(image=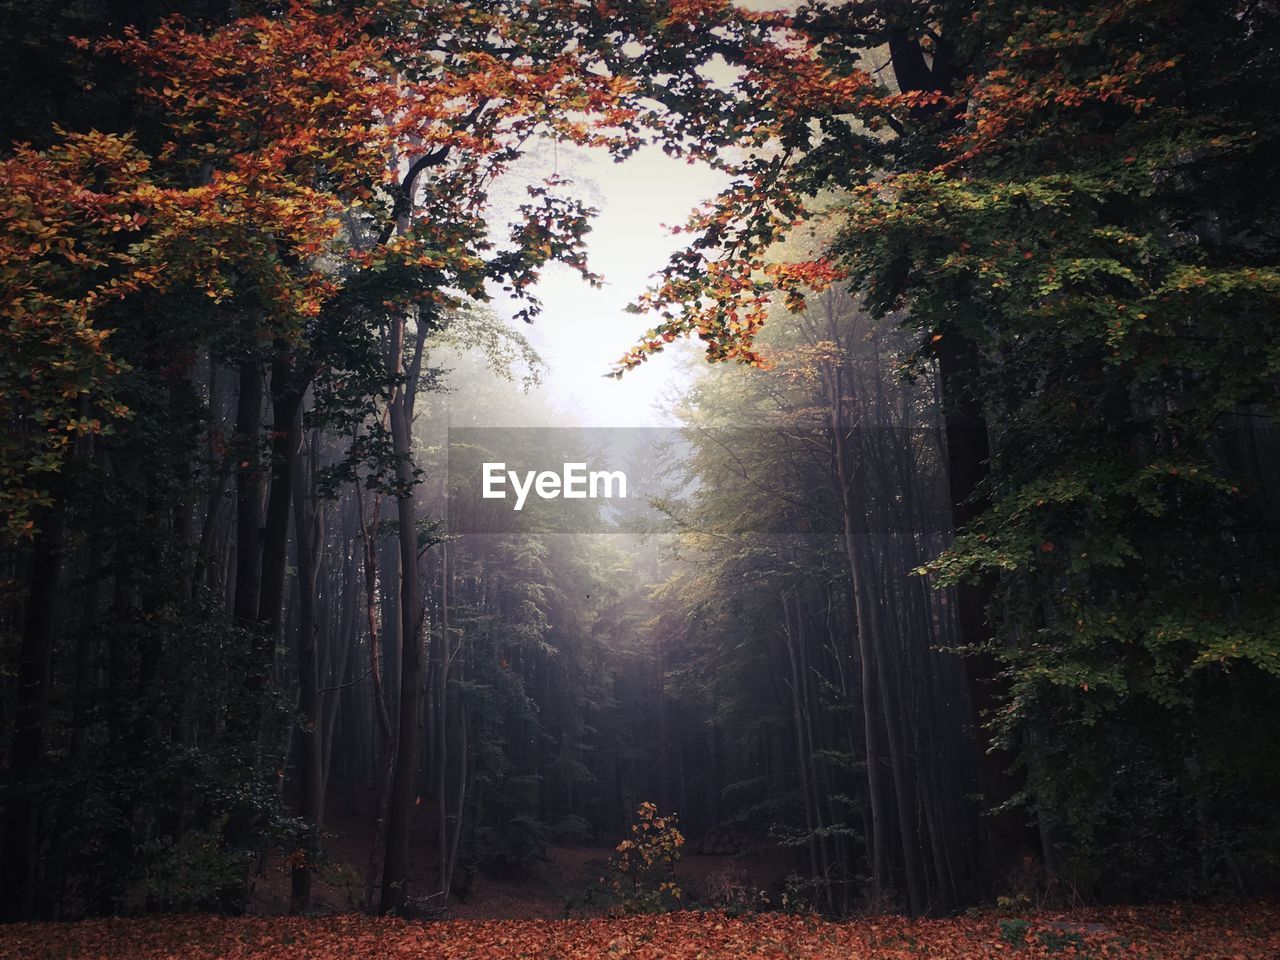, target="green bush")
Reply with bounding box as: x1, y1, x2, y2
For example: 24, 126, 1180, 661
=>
141, 823, 249, 913
998, 918, 1032, 947
473, 814, 550, 874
